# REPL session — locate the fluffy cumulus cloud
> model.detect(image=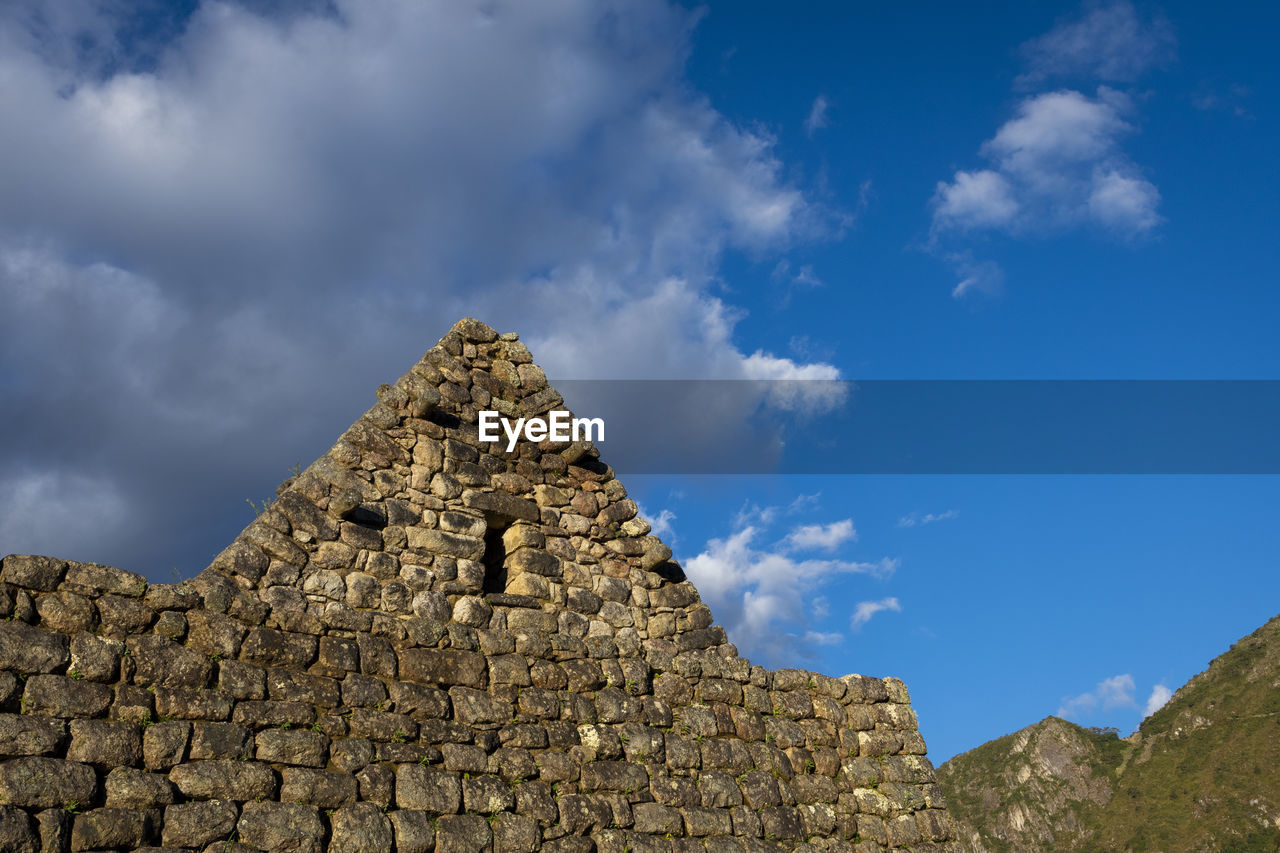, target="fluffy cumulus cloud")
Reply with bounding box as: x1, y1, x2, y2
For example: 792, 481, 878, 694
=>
930, 1, 1169, 297
0, 0, 835, 573
1143, 683, 1173, 717
682, 514, 898, 665
1058, 673, 1137, 718
932, 88, 1160, 239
